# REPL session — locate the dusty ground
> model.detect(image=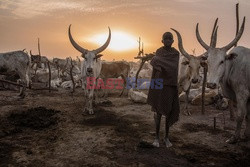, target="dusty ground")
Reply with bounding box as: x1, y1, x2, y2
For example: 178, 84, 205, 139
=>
0, 88, 249, 167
